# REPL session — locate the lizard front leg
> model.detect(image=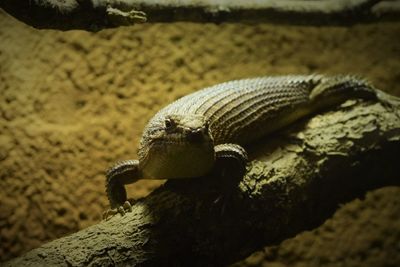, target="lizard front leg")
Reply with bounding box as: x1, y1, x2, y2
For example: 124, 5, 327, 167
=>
214, 144, 248, 212
103, 159, 142, 219
215, 143, 248, 178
